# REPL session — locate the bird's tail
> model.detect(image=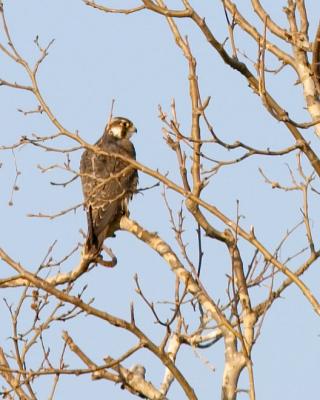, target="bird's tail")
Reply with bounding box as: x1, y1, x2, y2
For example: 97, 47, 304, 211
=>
83, 207, 117, 268
84, 206, 101, 256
